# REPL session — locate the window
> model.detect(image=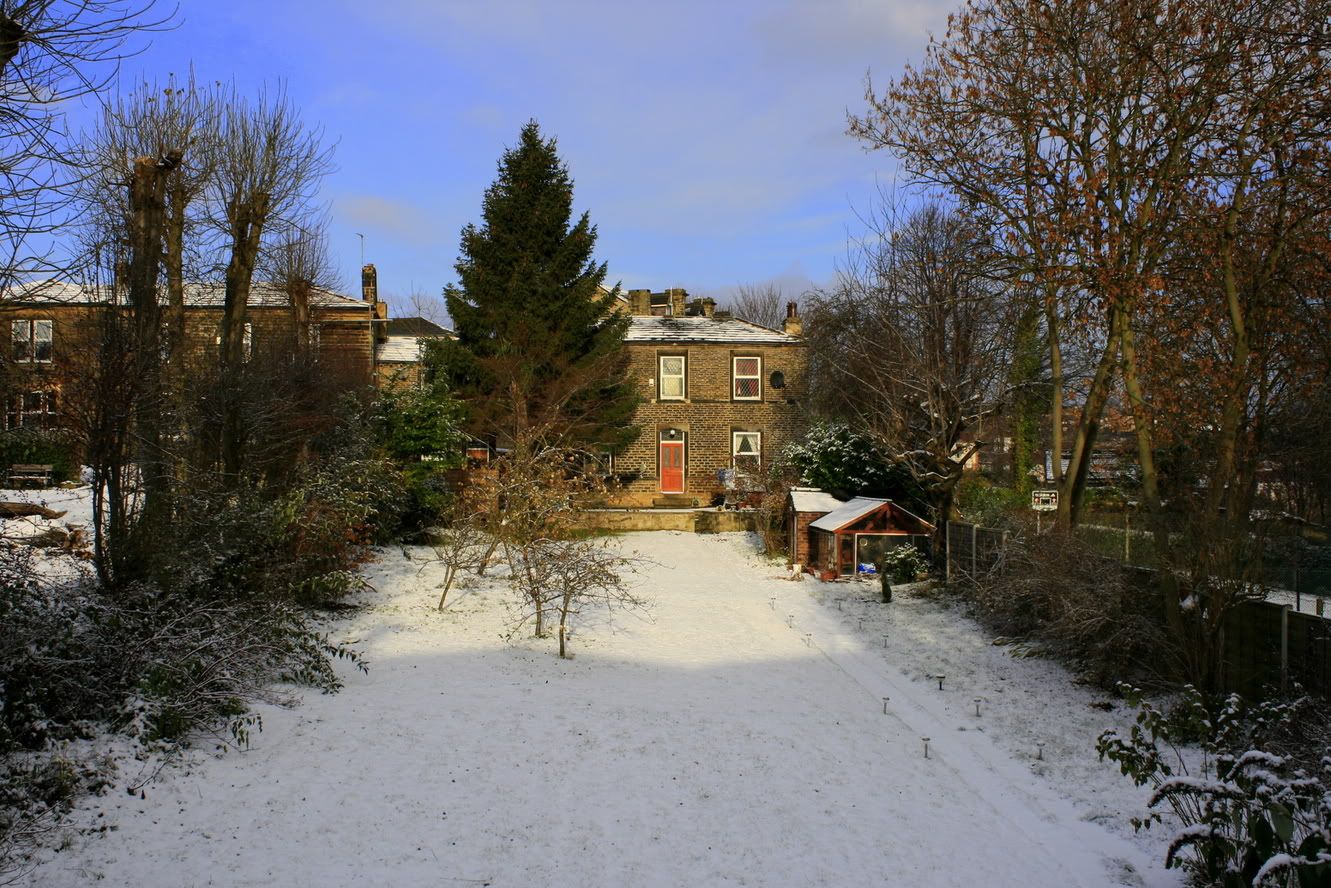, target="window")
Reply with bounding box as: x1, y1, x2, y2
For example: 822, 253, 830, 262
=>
733, 356, 761, 400
6, 390, 57, 429
732, 430, 761, 474
658, 355, 685, 400
309, 323, 321, 357
590, 451, 614, 476
12, 319, 53, 363
214, 322, 253, 362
